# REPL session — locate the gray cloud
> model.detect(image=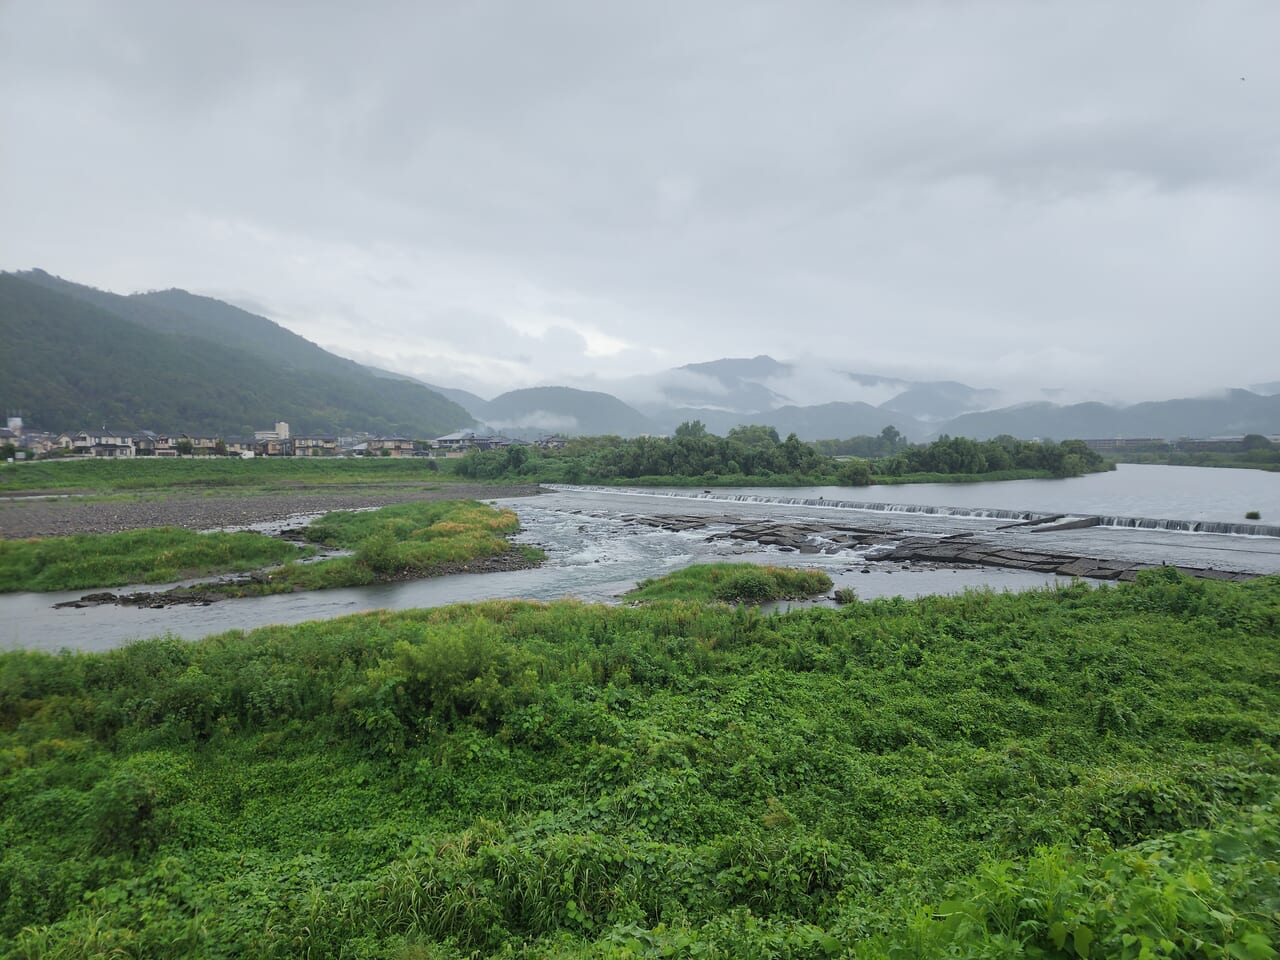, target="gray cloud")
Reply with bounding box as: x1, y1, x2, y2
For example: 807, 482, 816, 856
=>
2, 0, 1277, 404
